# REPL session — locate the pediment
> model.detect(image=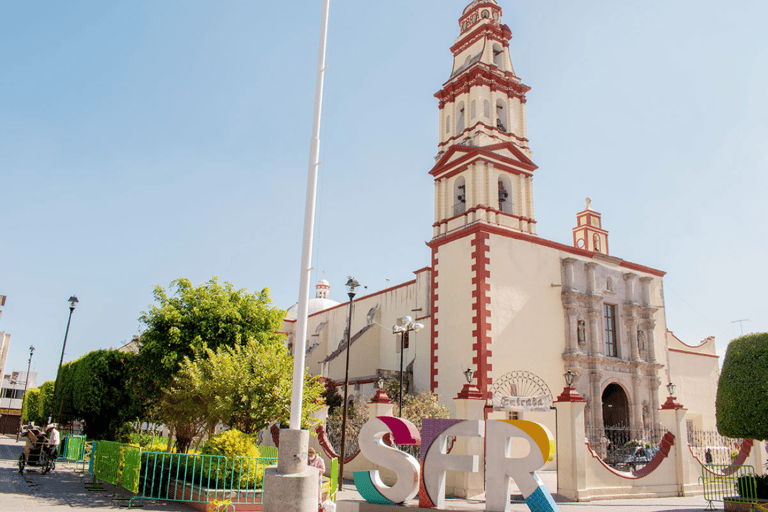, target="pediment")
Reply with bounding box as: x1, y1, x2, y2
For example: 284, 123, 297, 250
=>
430, 141, 537, 177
